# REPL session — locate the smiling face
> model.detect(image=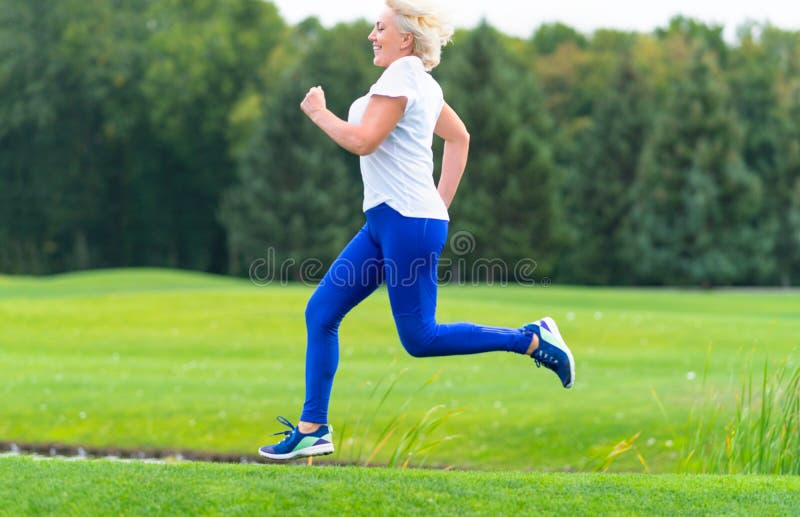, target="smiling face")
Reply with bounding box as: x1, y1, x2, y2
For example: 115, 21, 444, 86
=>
368, 8, 414, 68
